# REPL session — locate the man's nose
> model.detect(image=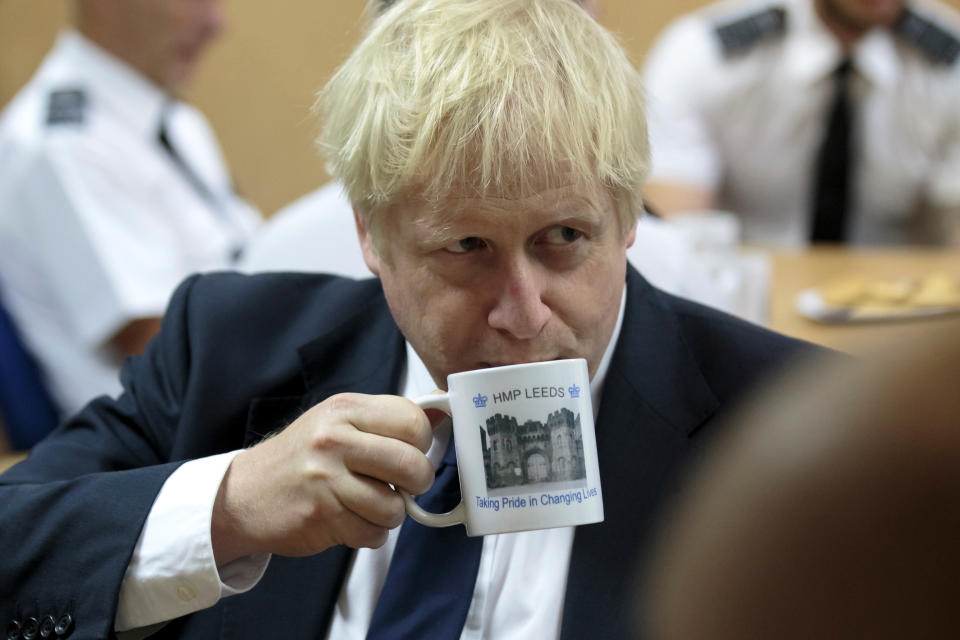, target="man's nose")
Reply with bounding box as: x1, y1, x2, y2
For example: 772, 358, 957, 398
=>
487, 261, 551, 340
